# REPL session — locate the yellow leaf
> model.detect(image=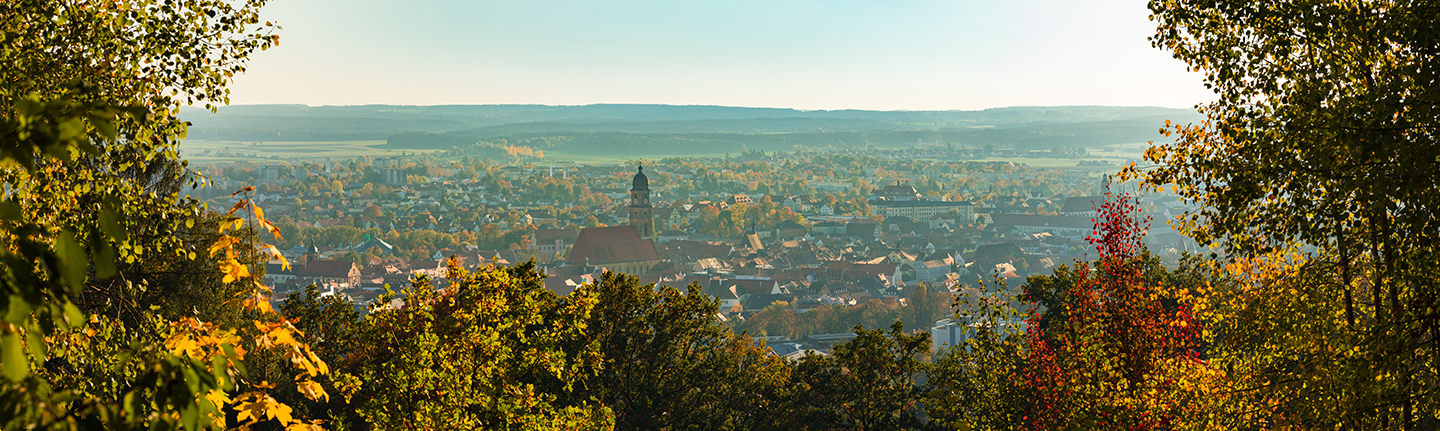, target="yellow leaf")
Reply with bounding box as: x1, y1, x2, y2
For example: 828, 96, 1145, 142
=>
254, 380, 276, 389
167, 335, 200, 358
254, 205, 284, 239
234, 397, 268, 423
226, 200, 248, 216
209, 235, 239, 257
309, 350, 329, 375
268, 401, 295, 424
205, 389, 232, 410
219, 259, 250, 284
261, 244, 291, 270
246, 295, 275, 314
268, 327, 299, 347
296, 379, 329, 402
286, 421, 326, 431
